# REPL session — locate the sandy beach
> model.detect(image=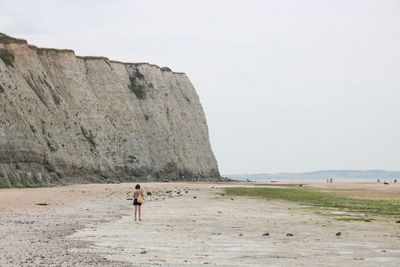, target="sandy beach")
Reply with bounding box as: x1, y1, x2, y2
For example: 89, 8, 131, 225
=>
1, 181, 400, 266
